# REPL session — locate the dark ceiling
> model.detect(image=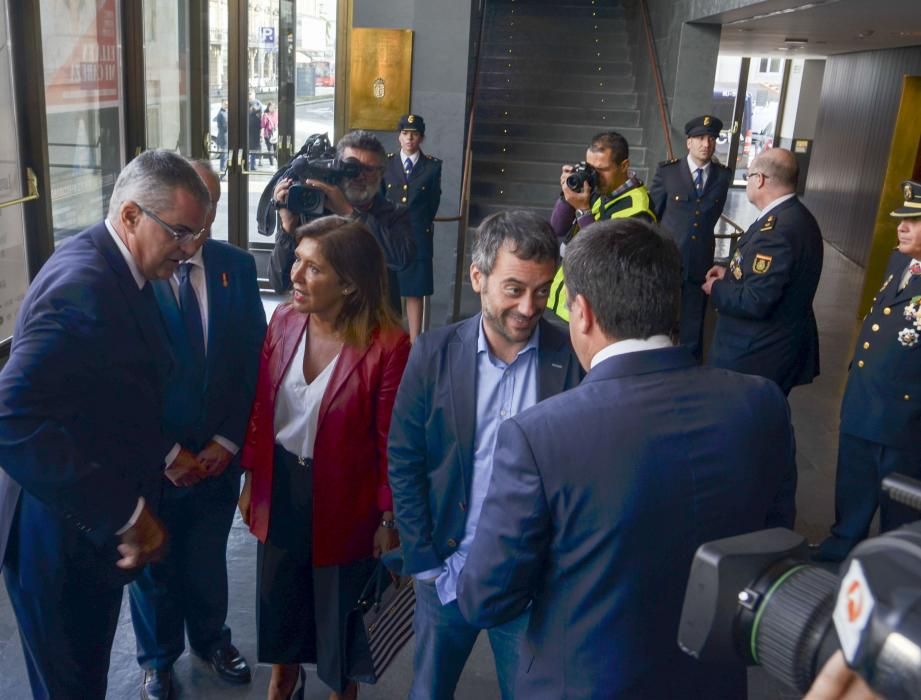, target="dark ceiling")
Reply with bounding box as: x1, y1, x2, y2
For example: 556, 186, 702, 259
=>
696, 0, 921, 57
